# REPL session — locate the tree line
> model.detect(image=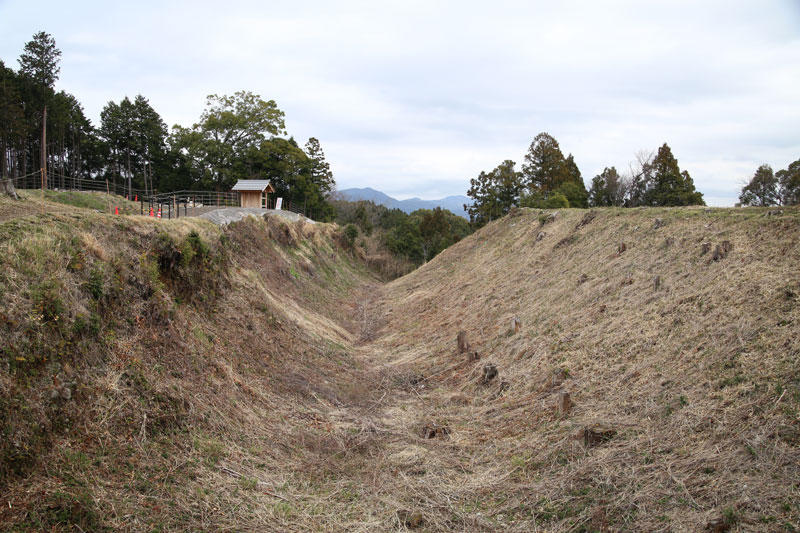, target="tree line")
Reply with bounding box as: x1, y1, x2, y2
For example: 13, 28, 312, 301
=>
332, 199, 471, 266
1, 32, 336, 220
737, 160, 800, 207
465, 132, 705, 227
